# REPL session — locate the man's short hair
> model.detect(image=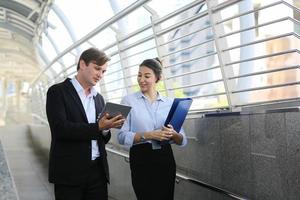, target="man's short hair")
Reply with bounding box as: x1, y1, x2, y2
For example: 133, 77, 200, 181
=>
77, 48, 110, 71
